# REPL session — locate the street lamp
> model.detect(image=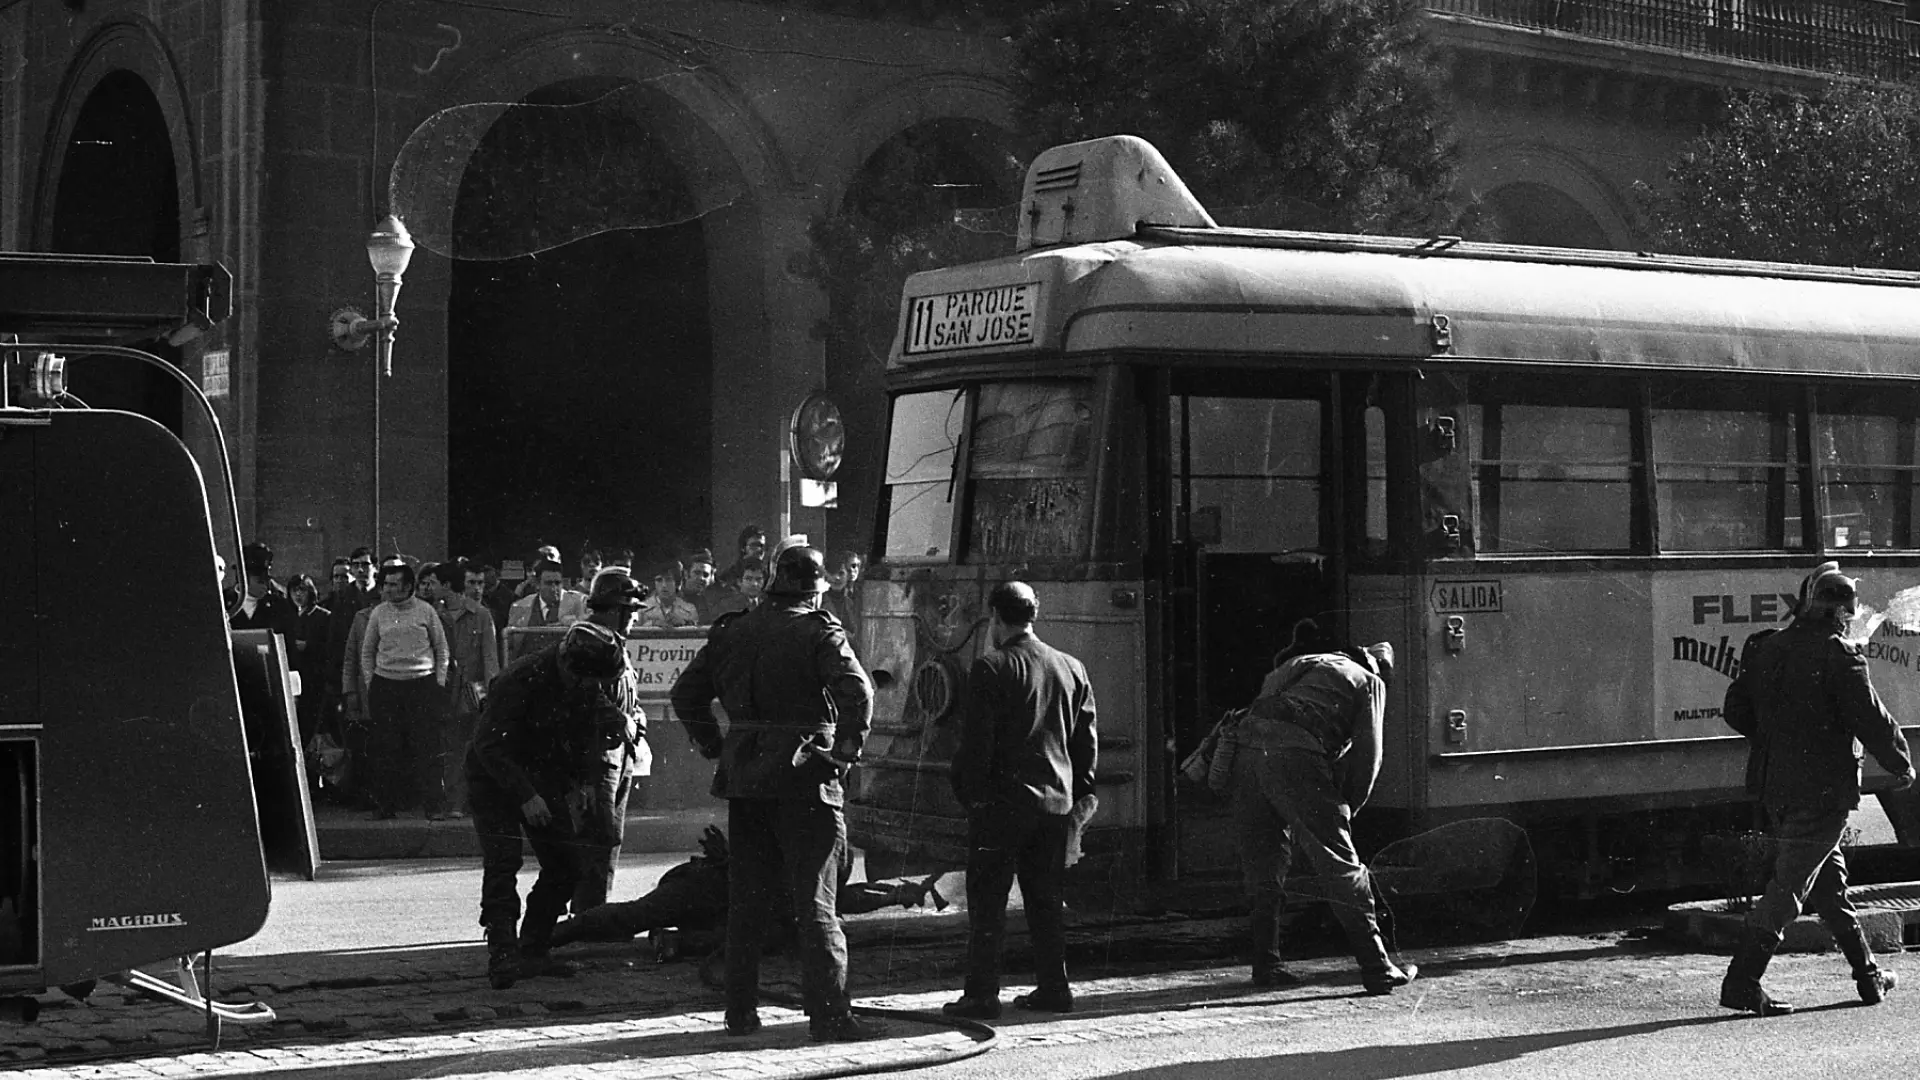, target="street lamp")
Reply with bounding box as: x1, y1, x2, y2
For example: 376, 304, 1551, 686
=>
329, 214, 416, 554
